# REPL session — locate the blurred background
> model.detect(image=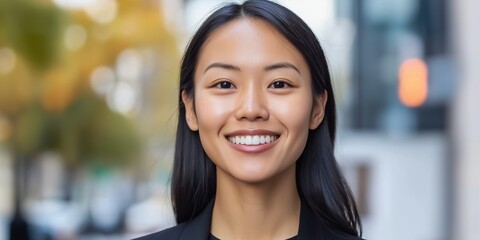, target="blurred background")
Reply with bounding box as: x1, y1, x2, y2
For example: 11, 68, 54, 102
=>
0, 0, 478, 239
